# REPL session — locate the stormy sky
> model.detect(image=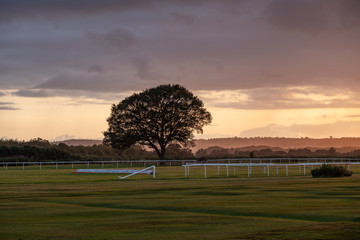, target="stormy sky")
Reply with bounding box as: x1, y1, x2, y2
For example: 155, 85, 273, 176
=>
1, 0, 360, 140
